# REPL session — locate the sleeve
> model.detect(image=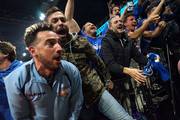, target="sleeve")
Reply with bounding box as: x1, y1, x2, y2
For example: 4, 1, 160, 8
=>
131, 42, 148, 66
100, 37, 125, 76
68, 64, 83, 120
4, 69, 33, 120
83, 39, 111, 84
